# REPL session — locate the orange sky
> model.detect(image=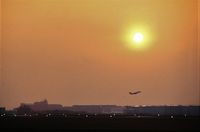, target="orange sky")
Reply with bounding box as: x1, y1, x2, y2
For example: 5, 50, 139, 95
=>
0, 0, 199, 109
